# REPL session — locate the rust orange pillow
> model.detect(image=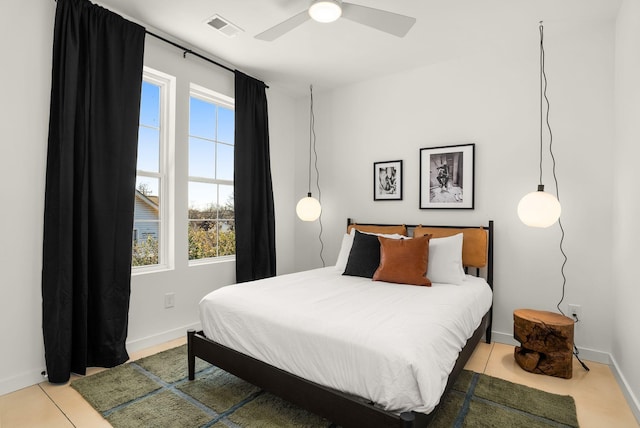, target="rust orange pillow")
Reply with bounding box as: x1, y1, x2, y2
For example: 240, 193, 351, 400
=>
372, 235, 432, 286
